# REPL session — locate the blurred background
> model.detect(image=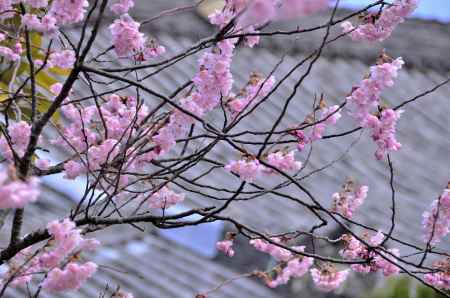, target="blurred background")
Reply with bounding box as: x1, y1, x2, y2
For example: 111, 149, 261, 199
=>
1, 1, 448, 297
